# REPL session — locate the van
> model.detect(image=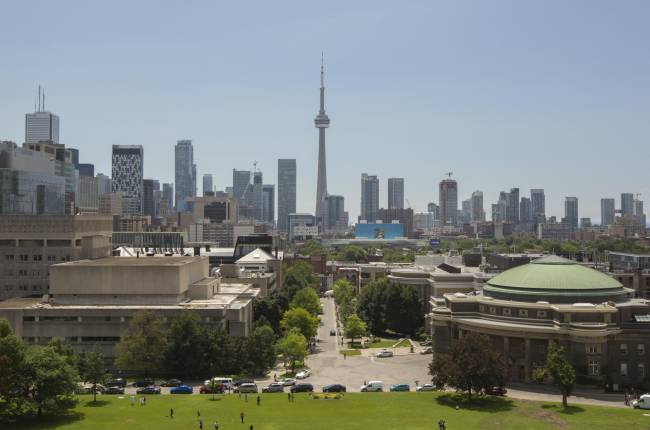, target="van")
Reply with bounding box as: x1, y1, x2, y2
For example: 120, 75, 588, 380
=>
633, 394, 650, 409
204, 377, 233, 389
360, 381, 384, 392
